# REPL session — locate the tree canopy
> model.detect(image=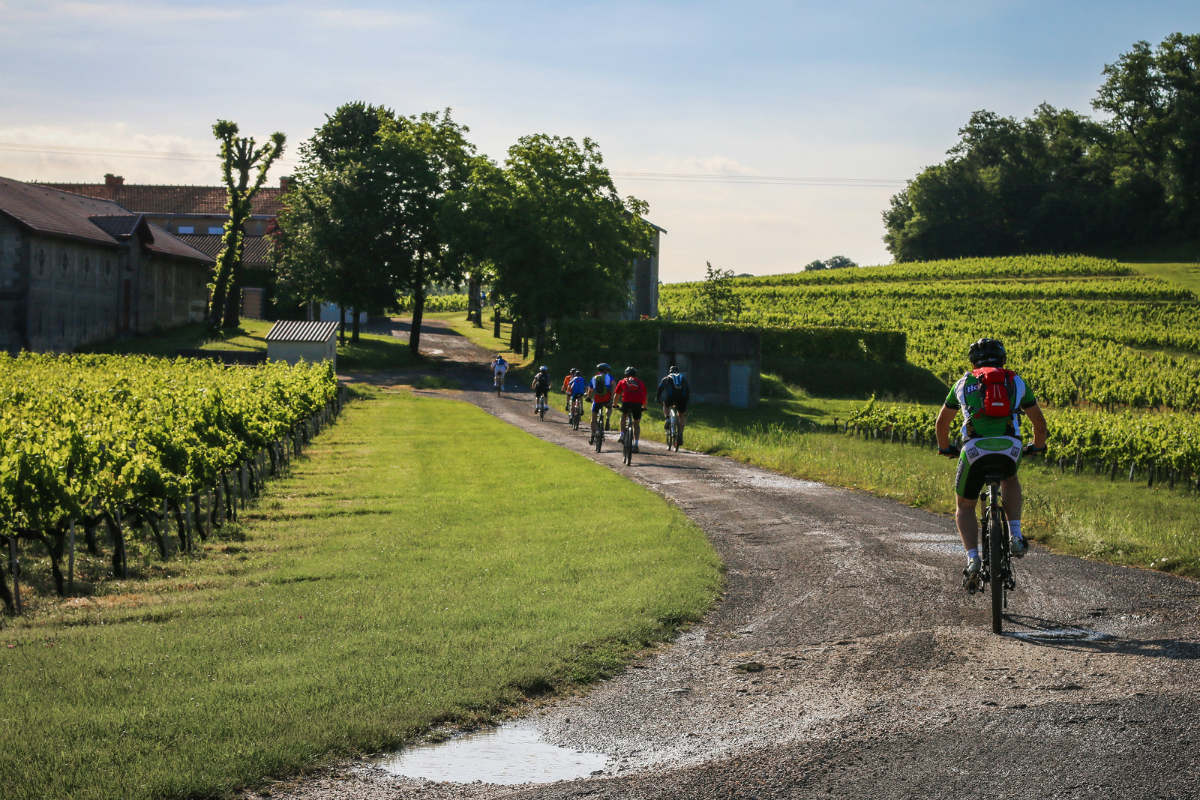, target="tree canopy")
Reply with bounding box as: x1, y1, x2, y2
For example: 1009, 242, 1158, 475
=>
884, 33, 1200, 261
